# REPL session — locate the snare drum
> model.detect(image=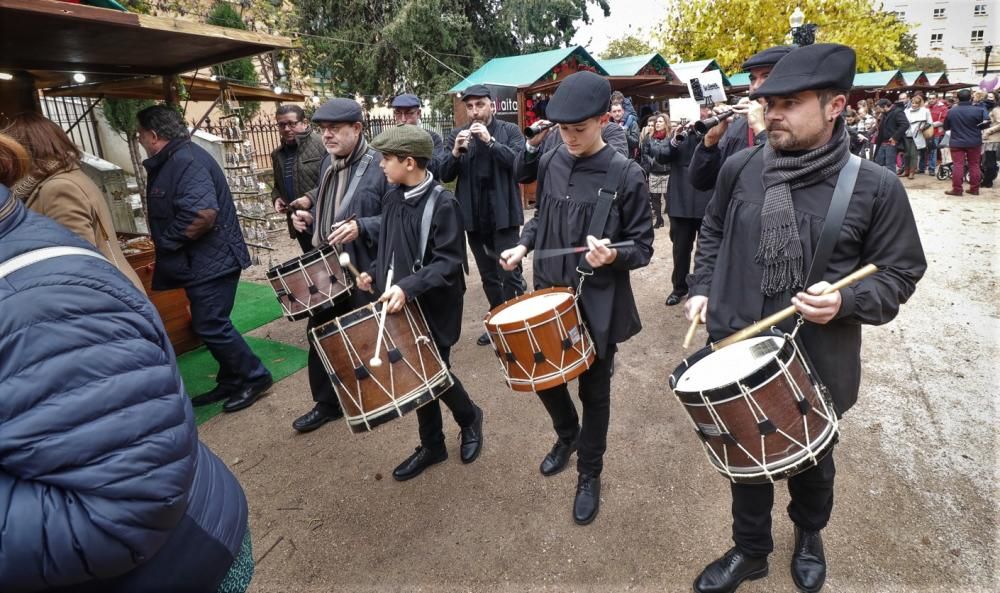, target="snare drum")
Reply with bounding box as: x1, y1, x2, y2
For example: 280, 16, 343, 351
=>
483, 287, 595, 392
267, 245, 352, 321
669, 330, 838, 484
311, 301, 452, 433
